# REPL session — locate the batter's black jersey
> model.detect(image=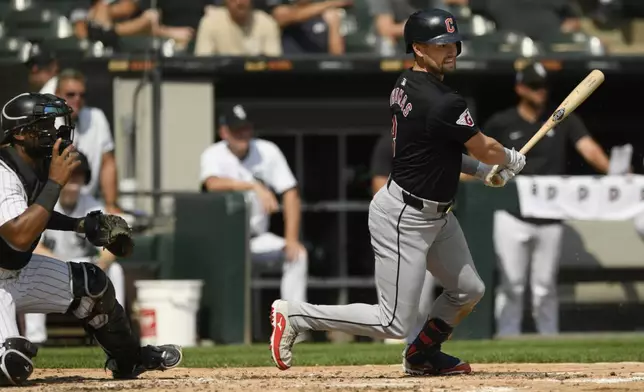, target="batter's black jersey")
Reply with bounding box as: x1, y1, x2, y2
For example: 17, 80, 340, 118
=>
389, 69, 478, 202
483, 107, 589, 175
